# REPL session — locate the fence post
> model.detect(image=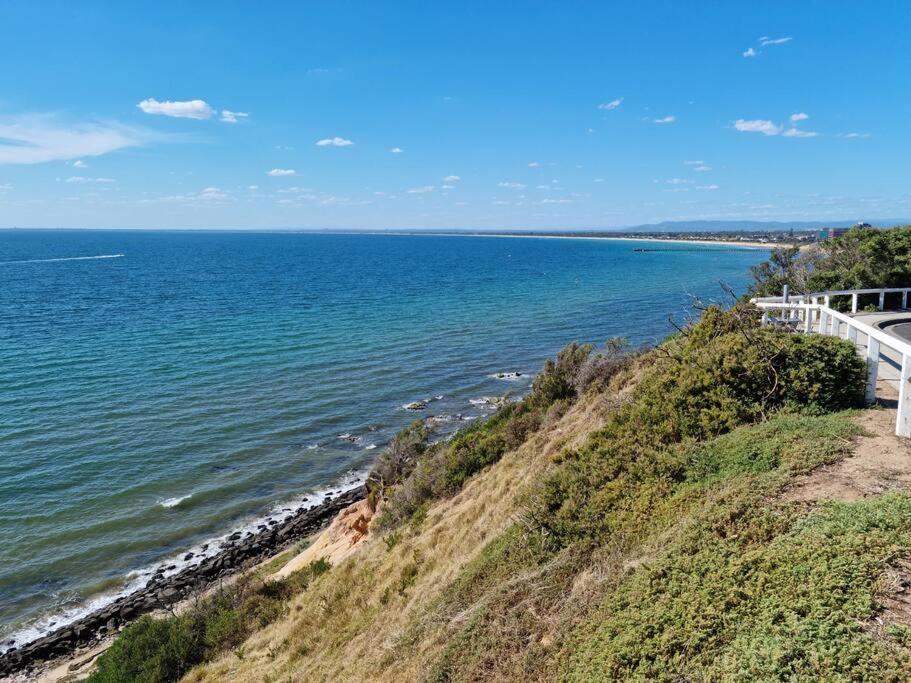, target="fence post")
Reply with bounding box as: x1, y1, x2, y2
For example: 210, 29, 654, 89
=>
851, 292, 859, 313
866, 336, 880, 404
847, 325, 857, 344
879, 291, 886, 310
898, 354, 911, 437
904, 289, 909, 309
819, 309, 829, 334
804, 306, 812, 333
